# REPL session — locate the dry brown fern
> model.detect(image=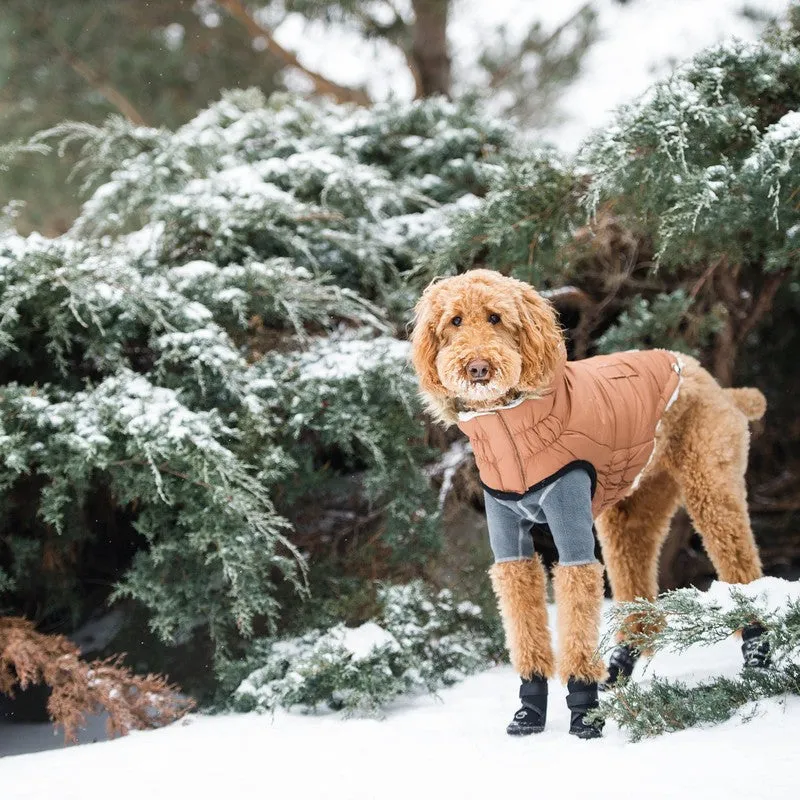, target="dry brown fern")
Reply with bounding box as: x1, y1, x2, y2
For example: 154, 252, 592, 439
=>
0, 616, 194, 742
